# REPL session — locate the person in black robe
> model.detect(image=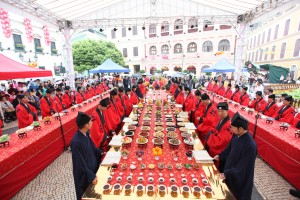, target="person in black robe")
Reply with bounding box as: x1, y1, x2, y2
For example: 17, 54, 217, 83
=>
71, 112, 101, 200
214, 112, 257, 200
